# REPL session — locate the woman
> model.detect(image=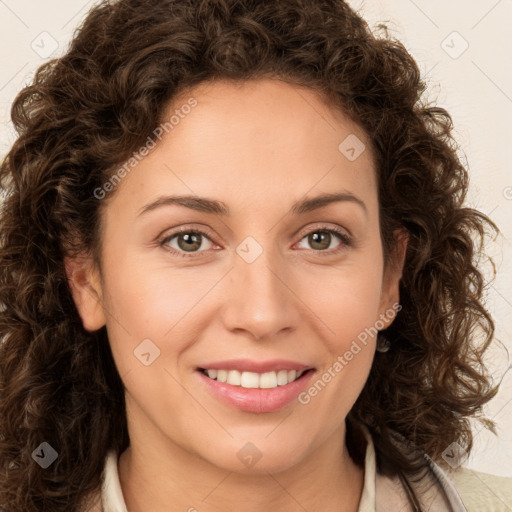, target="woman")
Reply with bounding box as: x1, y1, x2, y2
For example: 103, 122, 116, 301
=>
0, 1, 510, 511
